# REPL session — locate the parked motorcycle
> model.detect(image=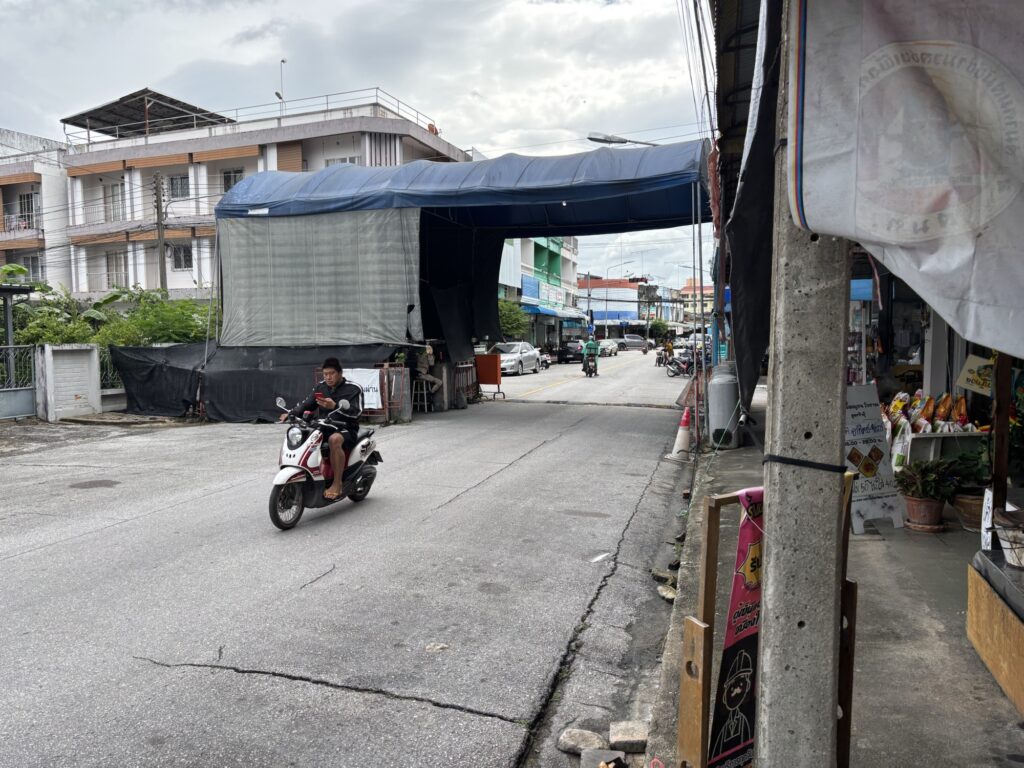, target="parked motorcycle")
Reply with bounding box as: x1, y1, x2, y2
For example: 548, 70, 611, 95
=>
666, 355, 692, 377
584, 356, 597, 377
269, 396, 382, 530
539, 352, 552, 370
